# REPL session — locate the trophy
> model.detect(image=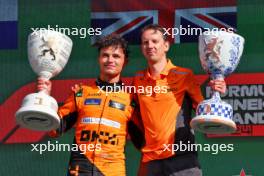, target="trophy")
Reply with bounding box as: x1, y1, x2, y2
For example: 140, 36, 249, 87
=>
190, 31, 244, 134
15, 29, 73, 131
